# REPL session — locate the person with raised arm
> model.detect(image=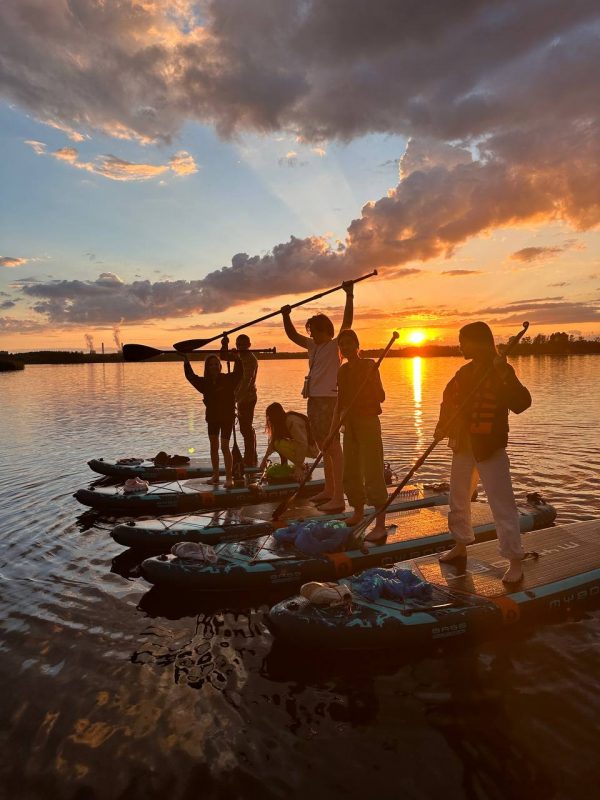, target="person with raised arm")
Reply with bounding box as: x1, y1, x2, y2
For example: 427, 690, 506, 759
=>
280, 282, 354, 514
434, 321, 532, 584
182, 341, 242, 488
